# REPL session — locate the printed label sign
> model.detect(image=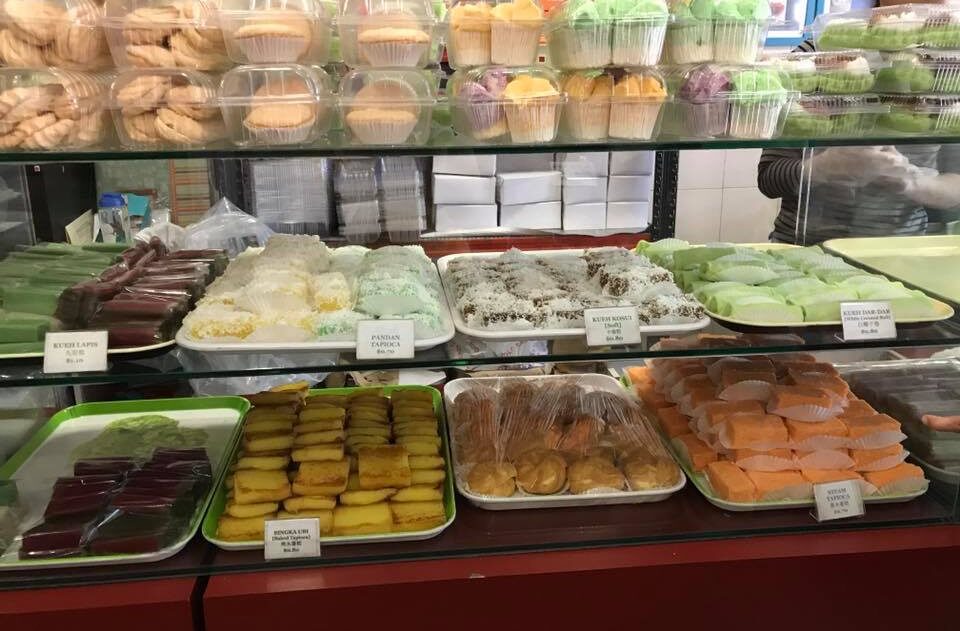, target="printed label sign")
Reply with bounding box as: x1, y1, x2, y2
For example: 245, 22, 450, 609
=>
840, 301, 896, 341
356, 320, 415, 360
264, 518, 321, 560
813, 480, 865, 522
43, 330, 108, 373
584, 307, 643, 346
